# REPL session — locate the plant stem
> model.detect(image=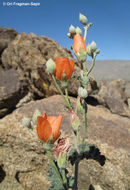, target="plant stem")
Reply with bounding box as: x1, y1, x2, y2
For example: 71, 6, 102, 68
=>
83, 107, 87, 142
82, 100, 87, 142
65, 88, 71, 108
47, 151, 63, 185
84, 26, 88, 41
73, 161, 79, 190
74, 133, 78, 150
61, 169, 67, 189
87, 54, 96, 76
52, 75, 72, 109
77, 130, 81, 144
